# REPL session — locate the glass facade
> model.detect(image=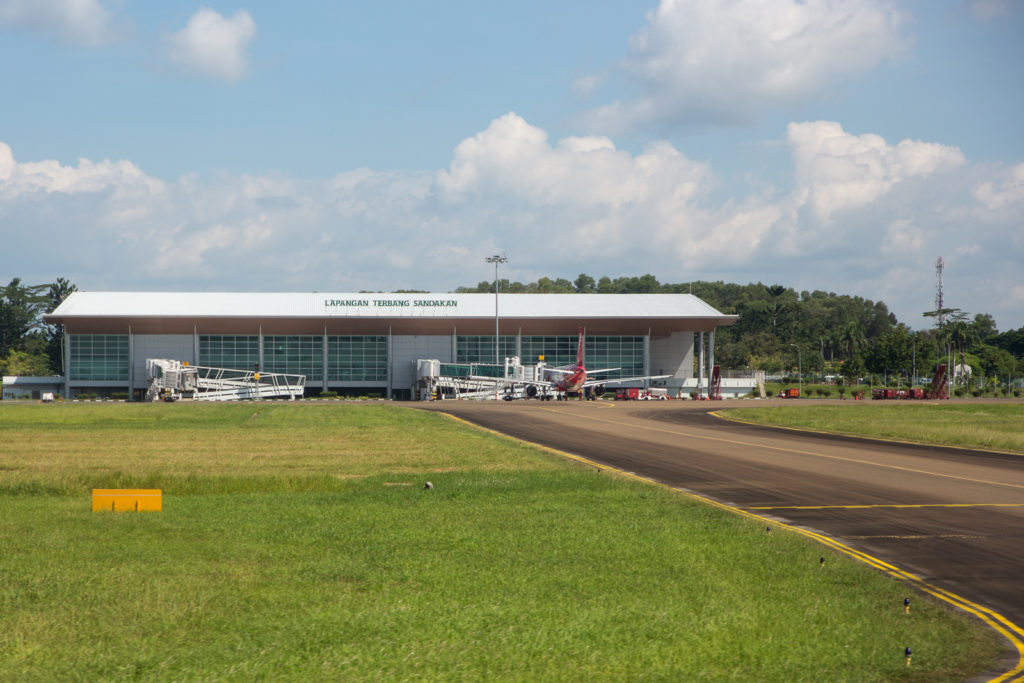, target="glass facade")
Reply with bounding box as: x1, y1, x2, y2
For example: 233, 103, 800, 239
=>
455, 334, 645, 380
69, 334, 129, 381
264, 335, 324, 381
456, 335, 517, 364
520, 335, 644, 380
199, 335, 259, 371
328, 336, 387, 382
